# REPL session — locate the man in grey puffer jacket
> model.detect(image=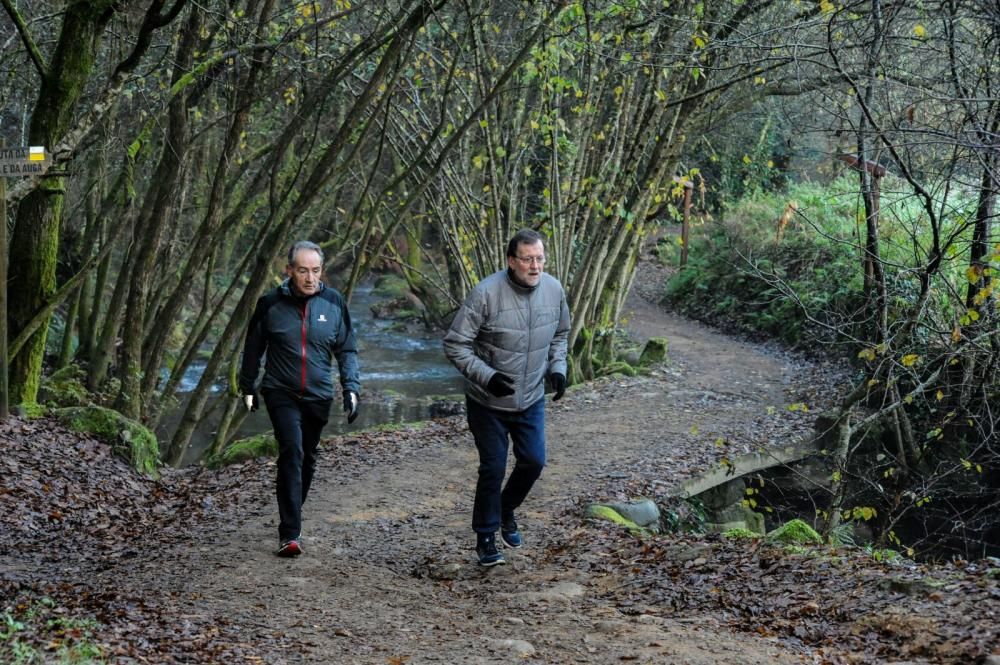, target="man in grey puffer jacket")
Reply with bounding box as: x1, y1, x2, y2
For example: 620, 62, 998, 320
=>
444, 229, 571, 566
